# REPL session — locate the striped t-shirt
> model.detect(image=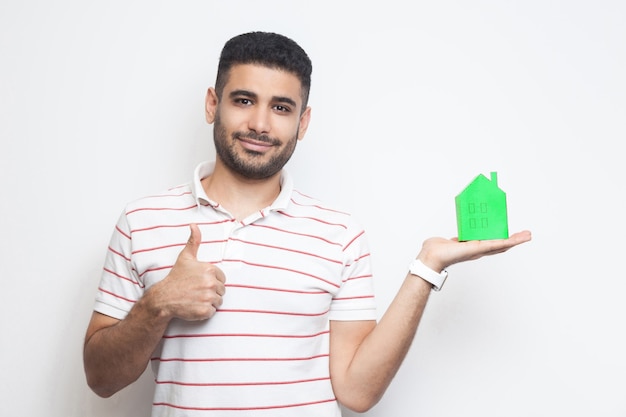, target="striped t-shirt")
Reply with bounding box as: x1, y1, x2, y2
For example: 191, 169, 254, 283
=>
93, 161, 377, 417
